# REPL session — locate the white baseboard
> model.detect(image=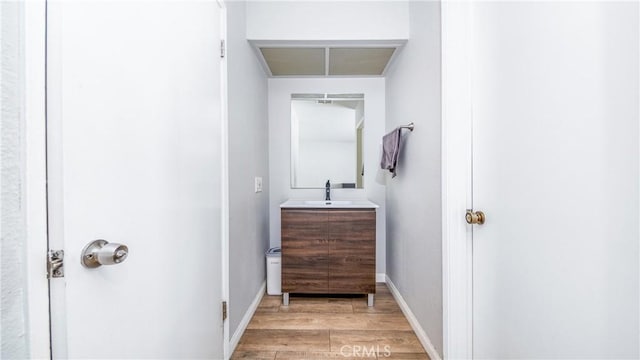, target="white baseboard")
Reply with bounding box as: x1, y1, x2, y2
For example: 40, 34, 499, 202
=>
229, 281, 266, 356
376, 273, 386, 283
385, 275, 442, 360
